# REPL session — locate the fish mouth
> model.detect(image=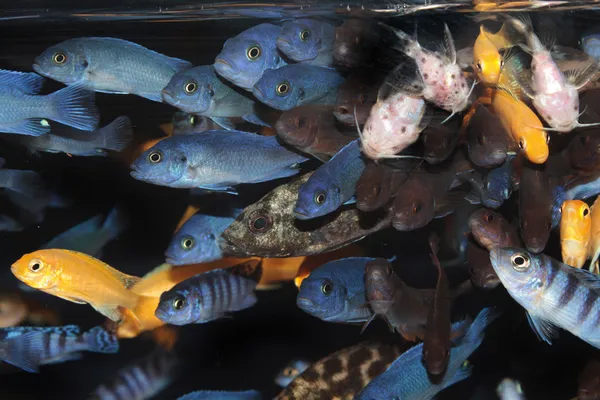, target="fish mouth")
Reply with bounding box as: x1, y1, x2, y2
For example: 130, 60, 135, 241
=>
214, 58, 238, 75
218, 236, 247, 257
296, 297, 315, 311
154, 307, 170, 323
32, 60, 43, 74
161, 89, 177, 105
293, 207, 311, 220
129, 164, 144, 180
252, 86, 265, 100
276, 38, 292, 50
